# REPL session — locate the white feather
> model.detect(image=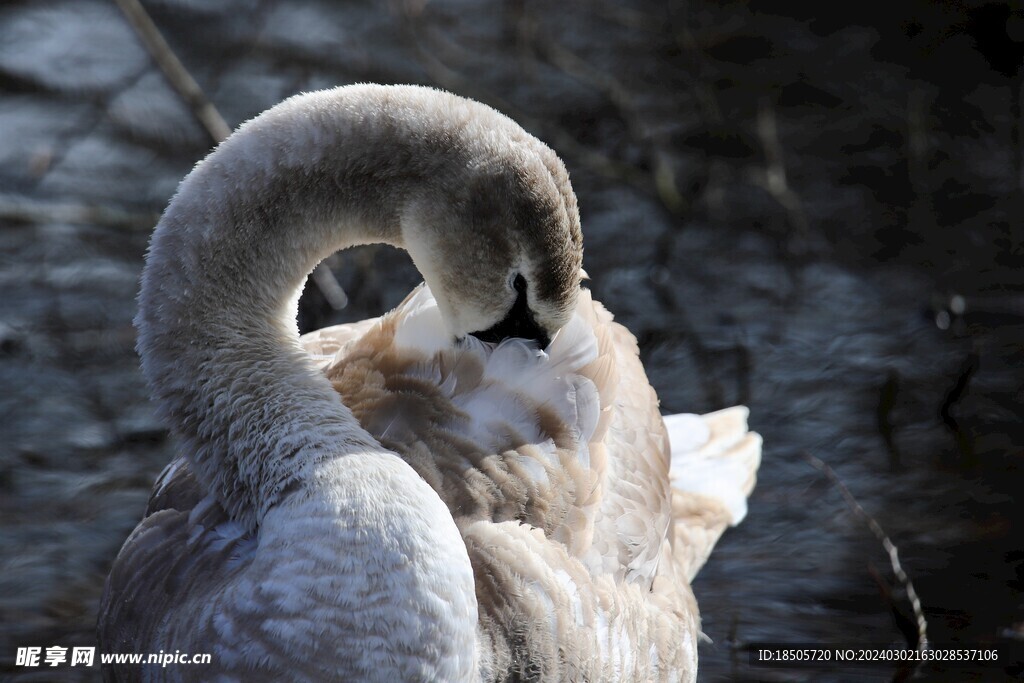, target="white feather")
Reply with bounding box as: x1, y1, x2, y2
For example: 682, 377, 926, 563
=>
665, 407, 762, 524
